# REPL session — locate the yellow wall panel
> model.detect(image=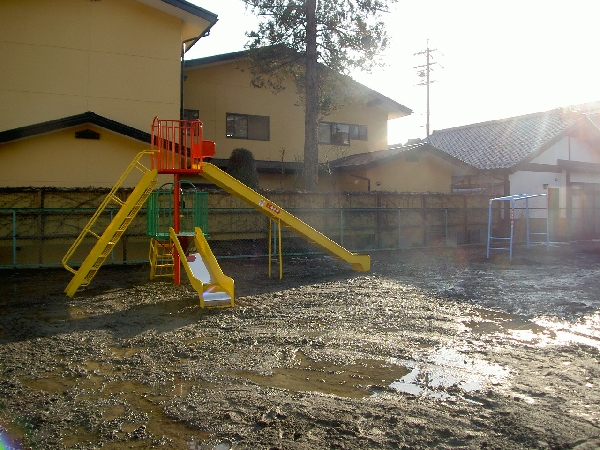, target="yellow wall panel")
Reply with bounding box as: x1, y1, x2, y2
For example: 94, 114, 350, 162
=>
89, 0, 181, 60
0, 92, 88, 132
0, 42, 89, 97
0, 127, 150, 189
367, 157, 452, 193
88, 52, 179, 104
0, 0, 185, 133
0, 0, 90, 50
